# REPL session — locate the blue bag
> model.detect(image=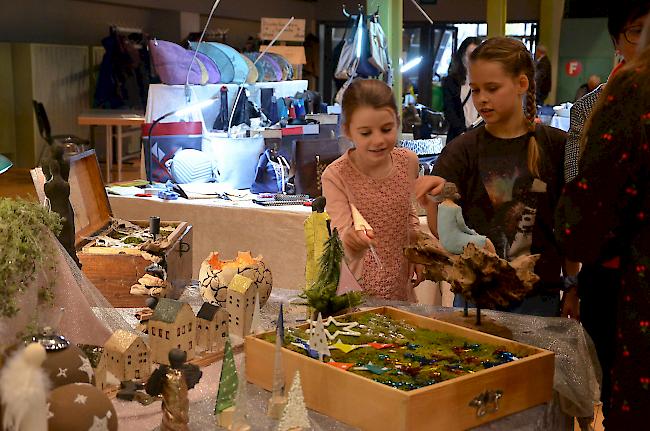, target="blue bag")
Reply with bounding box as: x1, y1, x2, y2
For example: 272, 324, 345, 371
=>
250, 149, 291, 194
